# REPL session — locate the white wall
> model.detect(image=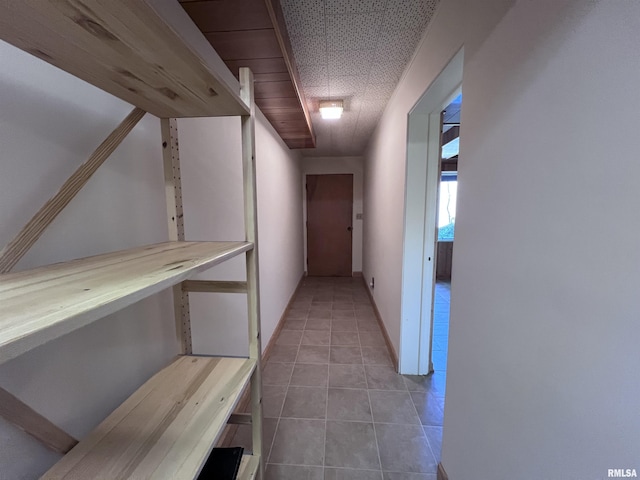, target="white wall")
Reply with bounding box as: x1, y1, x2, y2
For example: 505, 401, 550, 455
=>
445, 1, 640, 478
363, 0, 466, 354
301, 156, 363, 274
0, 38, 302, 478
365, 0, 640, 478
180, 112, 303, 357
